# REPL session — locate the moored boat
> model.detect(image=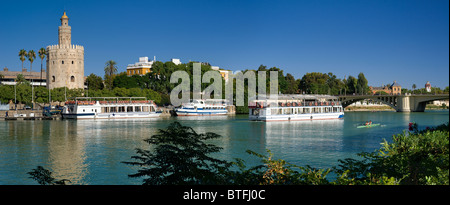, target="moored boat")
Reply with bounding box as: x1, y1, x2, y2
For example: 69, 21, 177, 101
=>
249, 95, 344, 122
62, 97, 161, 119
175, 99, 228, 116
